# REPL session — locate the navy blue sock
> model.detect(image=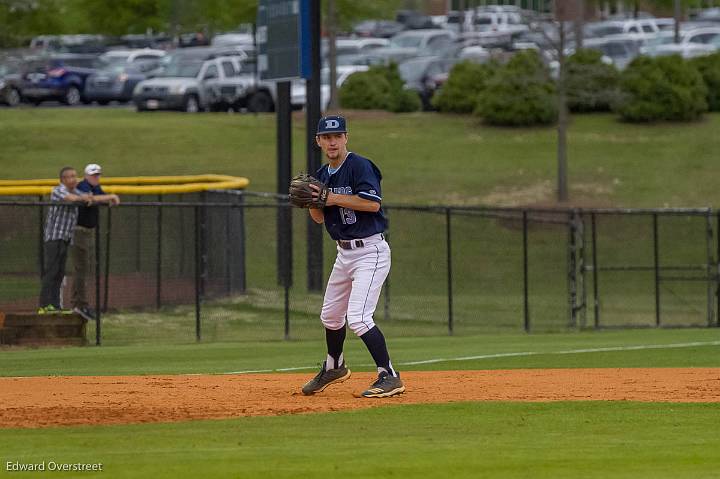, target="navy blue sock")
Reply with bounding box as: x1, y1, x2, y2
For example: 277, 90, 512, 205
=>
360, 326, 396, 376
325, 325, 346, 369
